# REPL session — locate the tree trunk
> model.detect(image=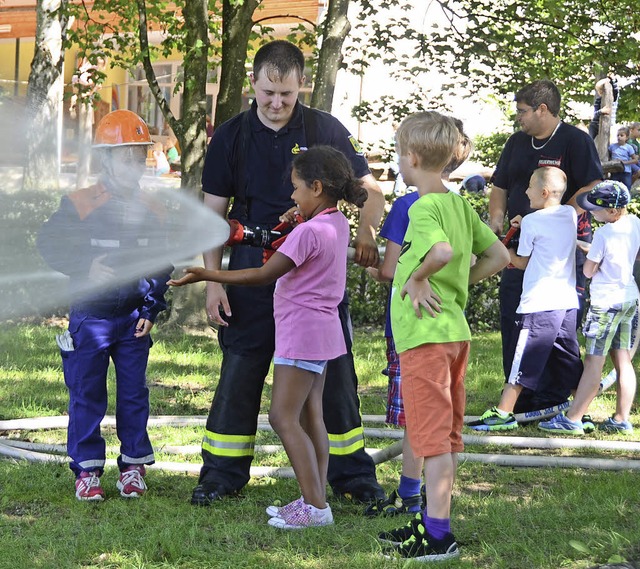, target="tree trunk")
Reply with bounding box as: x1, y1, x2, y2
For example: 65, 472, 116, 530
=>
595, 80, 614, 162
75, 101, 93, 188
214, 0, 261, 128
174, 0, 210, 192
311, 0, 351, 112
134, 0, 211, 329
163, 0, 211, 329
23, 0, 70, 191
